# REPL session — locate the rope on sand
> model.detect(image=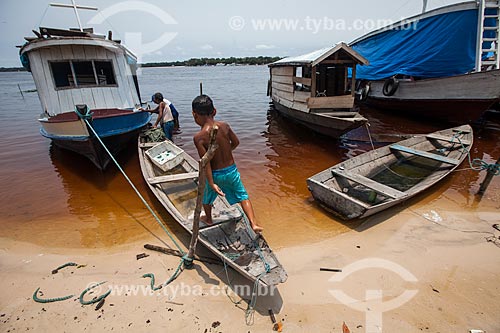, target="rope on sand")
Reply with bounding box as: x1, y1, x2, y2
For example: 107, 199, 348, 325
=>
33, 287, 74, 303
